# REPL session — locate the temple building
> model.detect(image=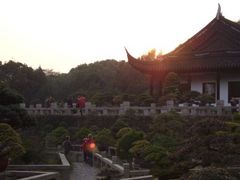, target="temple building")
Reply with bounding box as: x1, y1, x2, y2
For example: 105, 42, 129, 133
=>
126, 5, 240, 106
